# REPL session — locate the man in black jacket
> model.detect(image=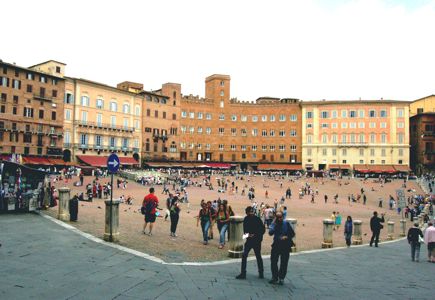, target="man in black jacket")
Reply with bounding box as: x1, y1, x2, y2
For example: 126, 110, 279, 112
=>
236, 206, 265, 279
407, 222, 424, 262
370, 211, 385, 247
268, 211, 295, 285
